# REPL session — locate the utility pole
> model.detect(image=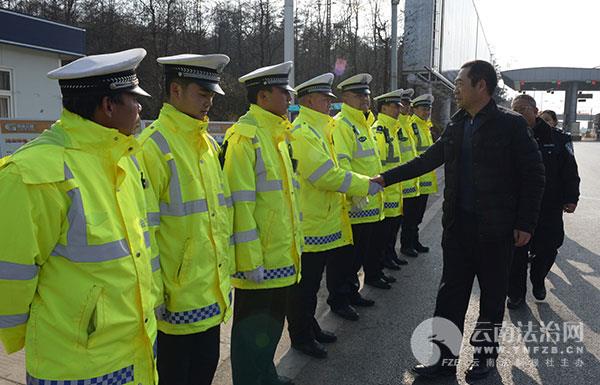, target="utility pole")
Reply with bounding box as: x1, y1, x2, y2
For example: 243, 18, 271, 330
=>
391, 0, 400, 90
284, 0, 295, 87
